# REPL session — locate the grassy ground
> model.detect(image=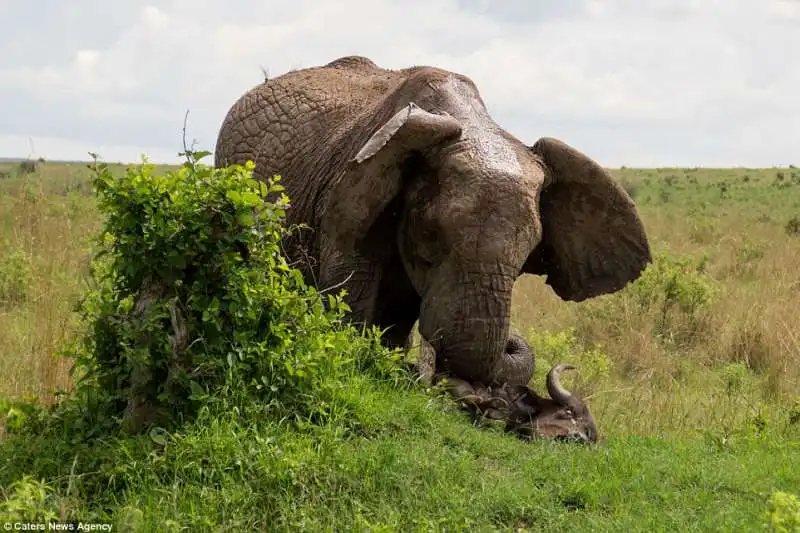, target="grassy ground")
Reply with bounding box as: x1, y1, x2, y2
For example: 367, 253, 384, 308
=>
1, 160, 799, 531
